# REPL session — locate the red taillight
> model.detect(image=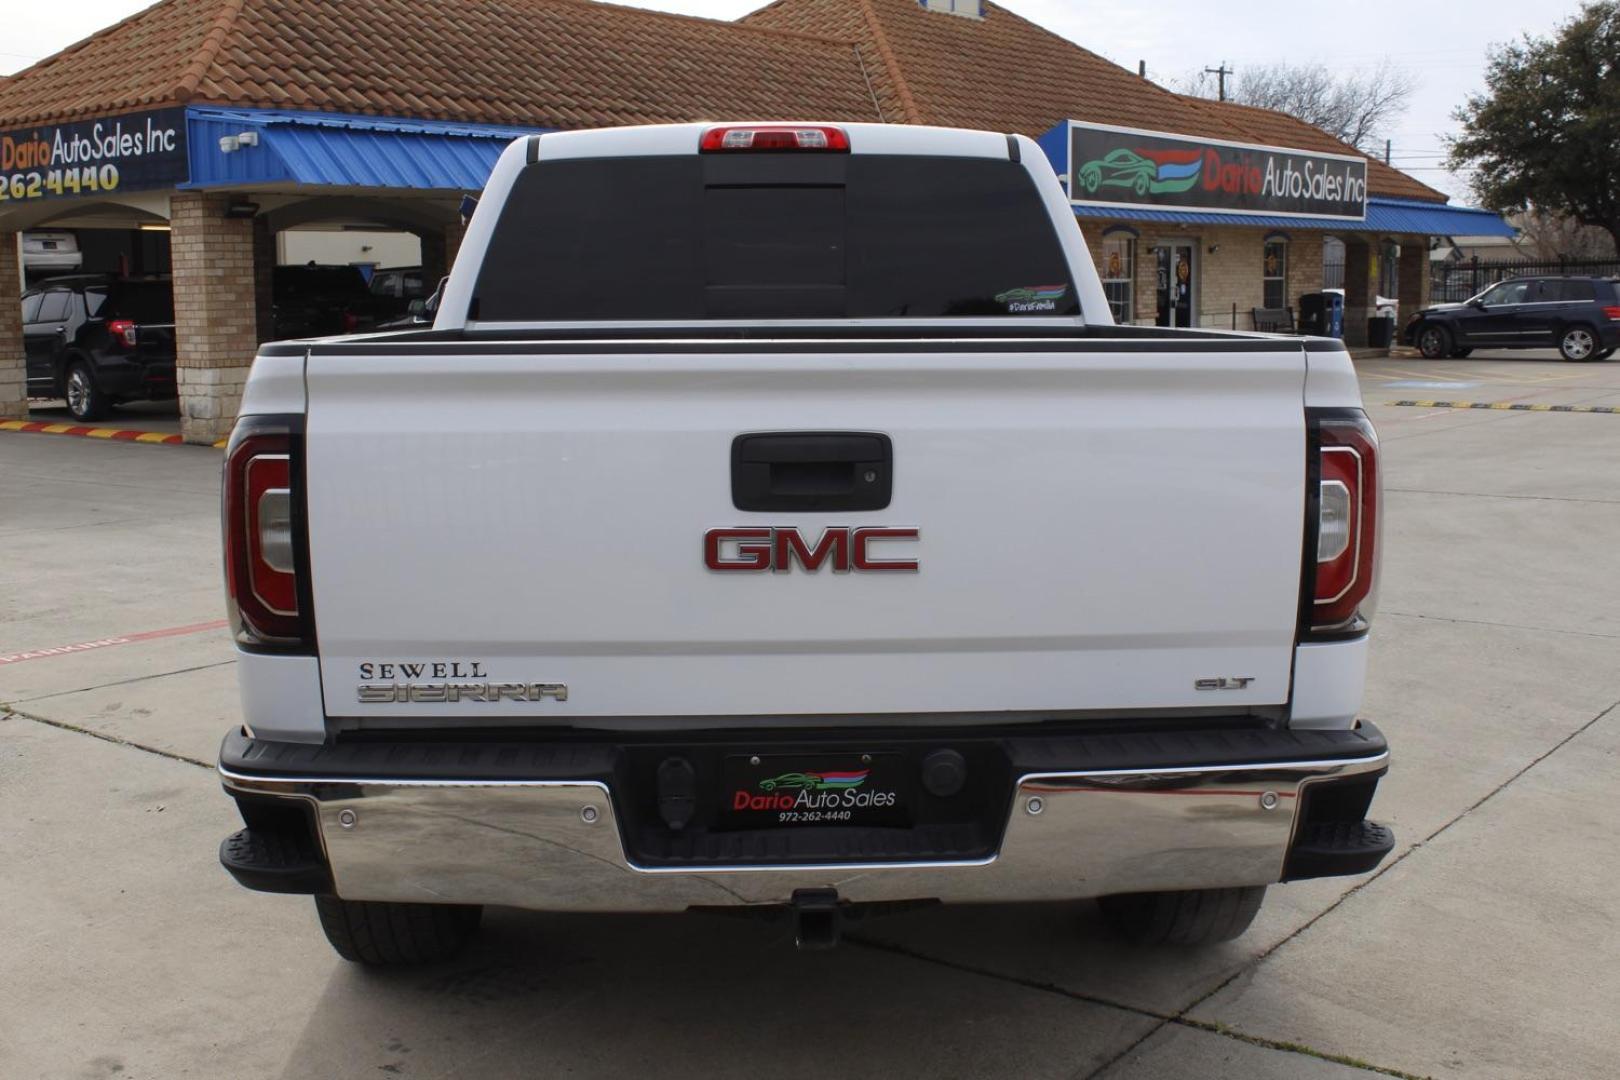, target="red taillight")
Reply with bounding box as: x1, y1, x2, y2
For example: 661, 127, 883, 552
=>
341, 311, 359, 334
223, 419, 310, 648
699, 125, 850, 152
1308, 411, 1380, 635
107, 319, 138, 348
1602, 306, 1620, 321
